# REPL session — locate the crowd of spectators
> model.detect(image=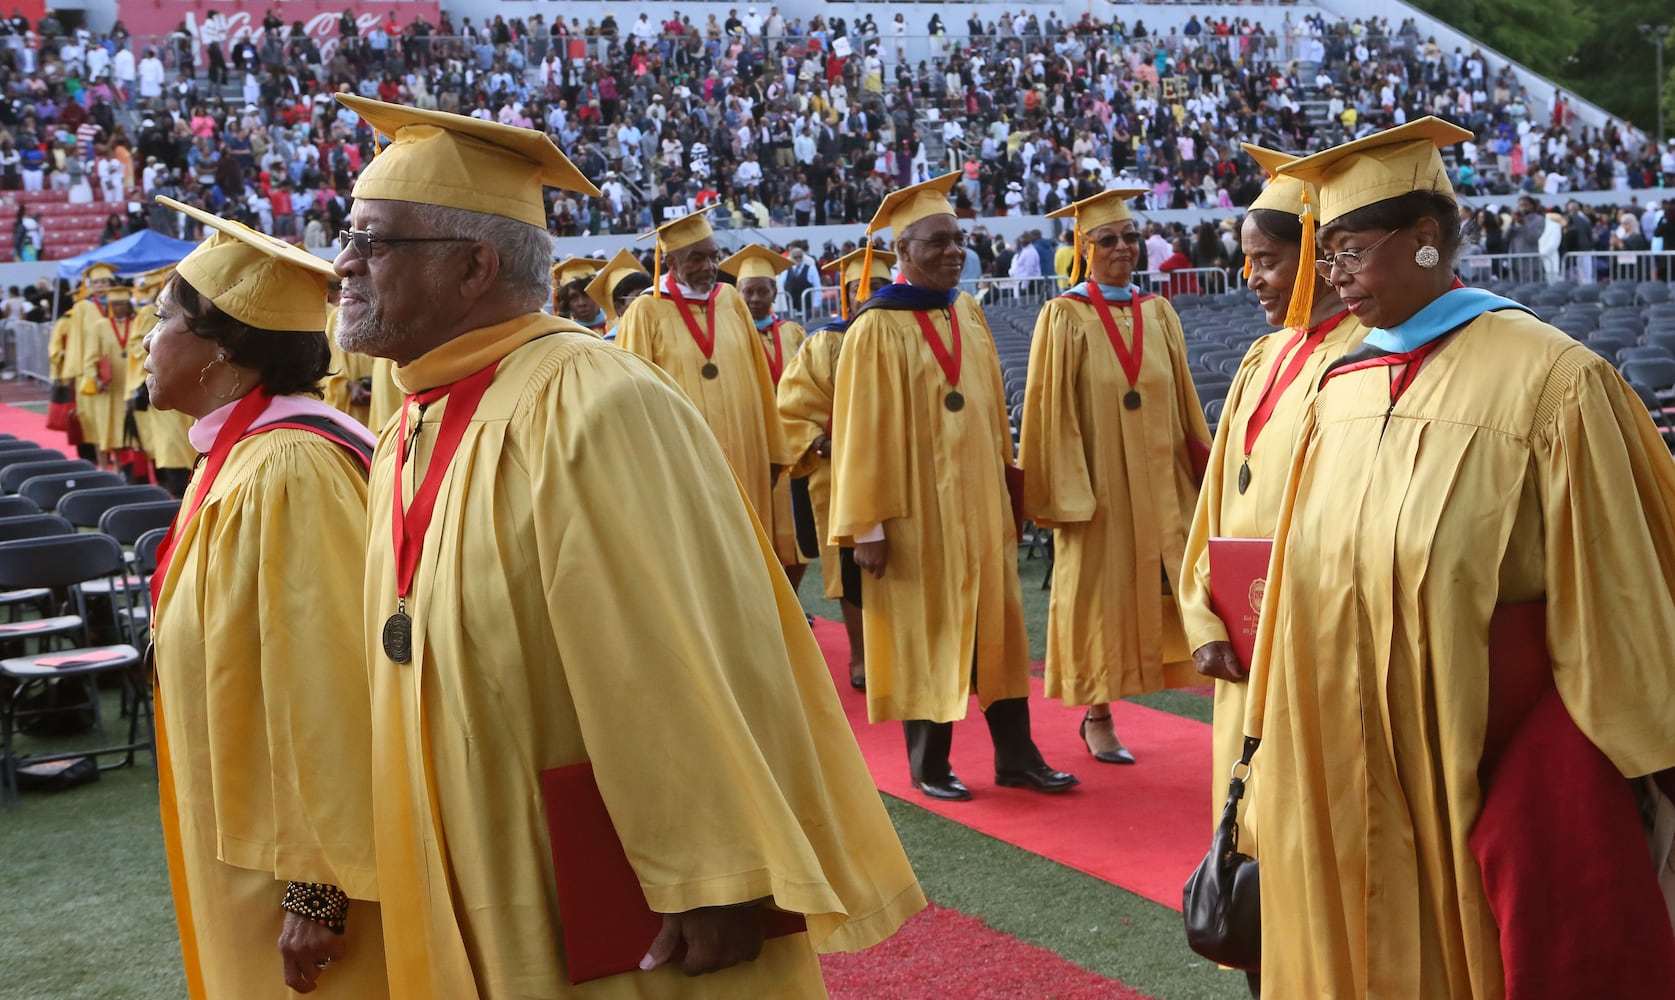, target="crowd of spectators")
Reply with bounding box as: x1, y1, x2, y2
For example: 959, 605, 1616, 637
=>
0, 3, 1669, 268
